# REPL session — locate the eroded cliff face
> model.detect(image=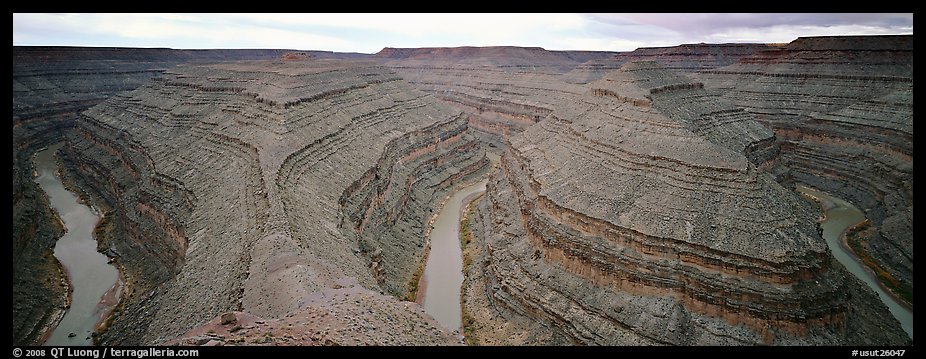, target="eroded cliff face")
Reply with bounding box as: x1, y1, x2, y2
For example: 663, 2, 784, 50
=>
378, 45, 776, 152
378, 52, 589, 148
65, 59, 486, 344
11, 46, 326, 345
392, 66, 586, 144
462, 61, 908, 345
13, 48, 179, 346
696, 35, 913, 304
